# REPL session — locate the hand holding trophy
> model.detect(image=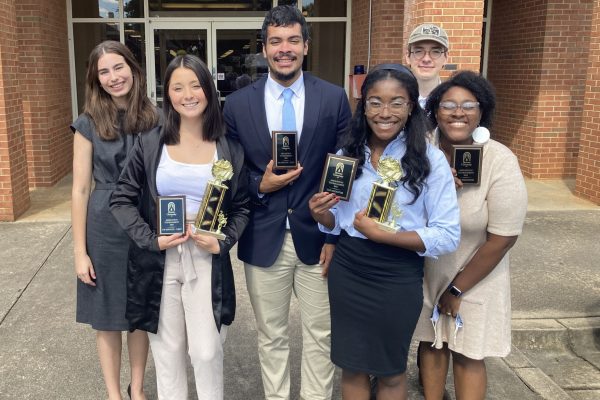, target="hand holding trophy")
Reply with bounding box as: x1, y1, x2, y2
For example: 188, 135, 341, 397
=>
366, 157, 403, 232
193, 159, 234, 240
